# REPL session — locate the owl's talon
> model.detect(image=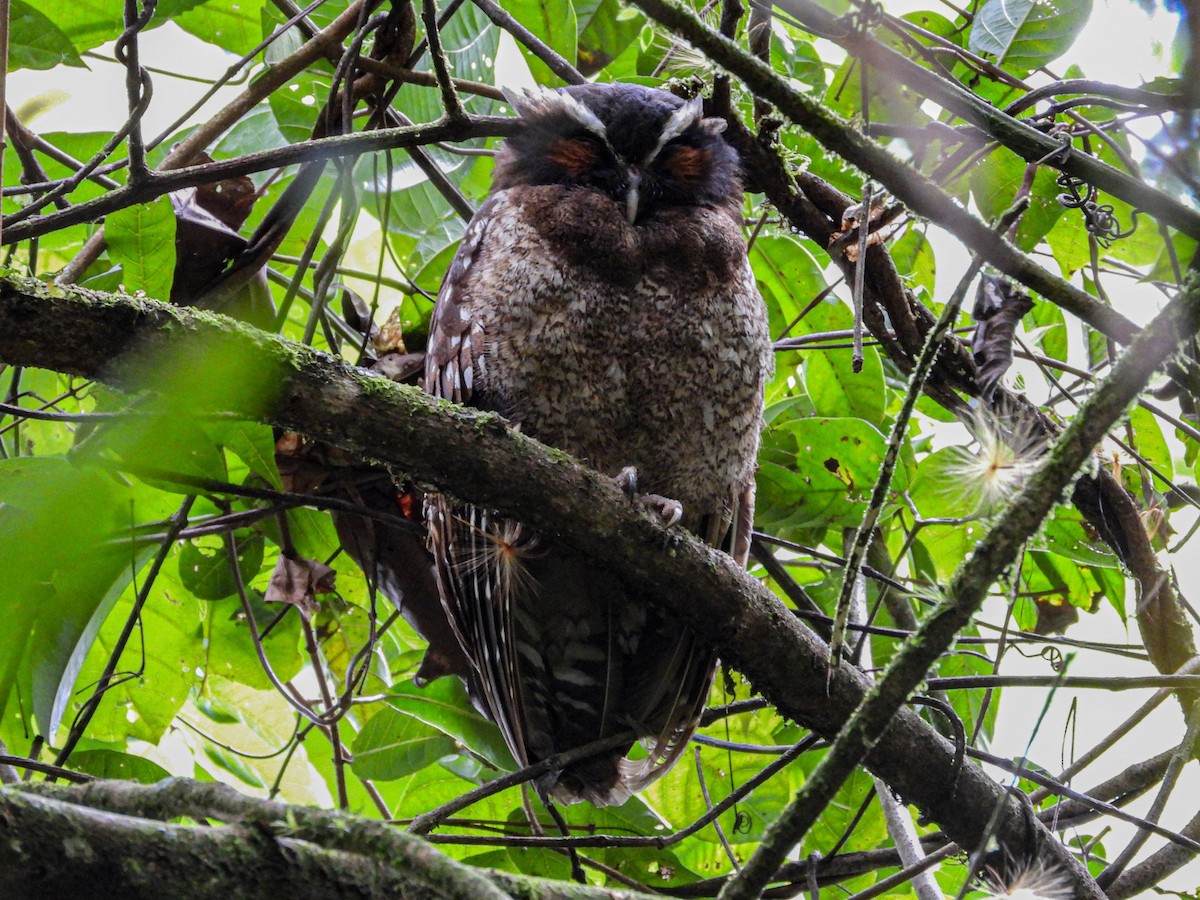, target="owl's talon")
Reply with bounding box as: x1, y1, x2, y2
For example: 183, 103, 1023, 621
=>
615, 466, 639, 500
639, 494, 684, 529
613, 468, 682, 527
